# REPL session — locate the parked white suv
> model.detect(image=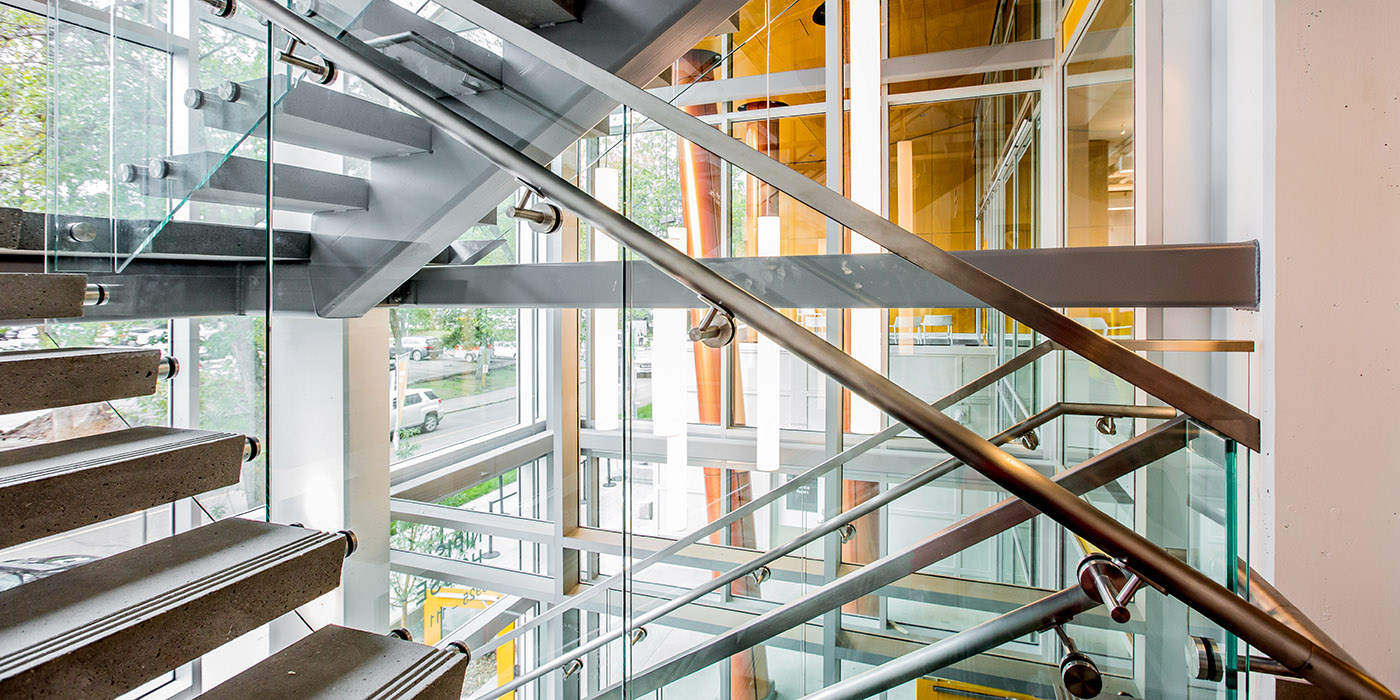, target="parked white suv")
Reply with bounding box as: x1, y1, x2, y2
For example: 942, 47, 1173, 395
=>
392, 388, 443, 433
